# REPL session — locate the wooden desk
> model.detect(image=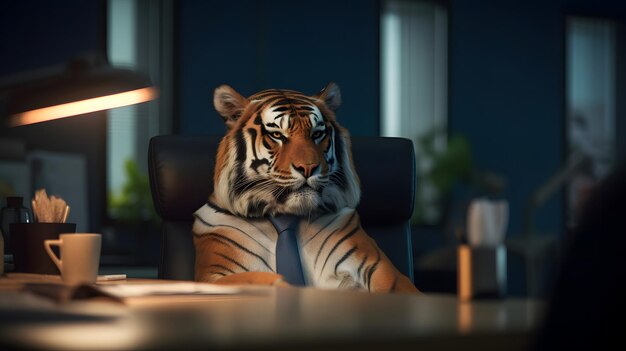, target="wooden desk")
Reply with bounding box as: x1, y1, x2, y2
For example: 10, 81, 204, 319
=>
0, 275, 545, 351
